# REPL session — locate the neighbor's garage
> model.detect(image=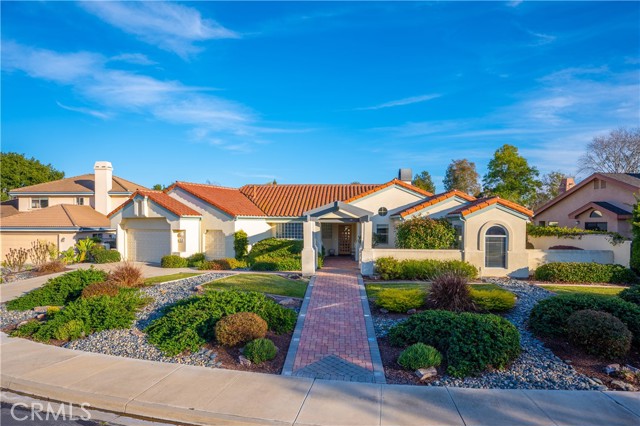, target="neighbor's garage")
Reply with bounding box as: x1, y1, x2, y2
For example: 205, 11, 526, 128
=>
124, 218, 171, 263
